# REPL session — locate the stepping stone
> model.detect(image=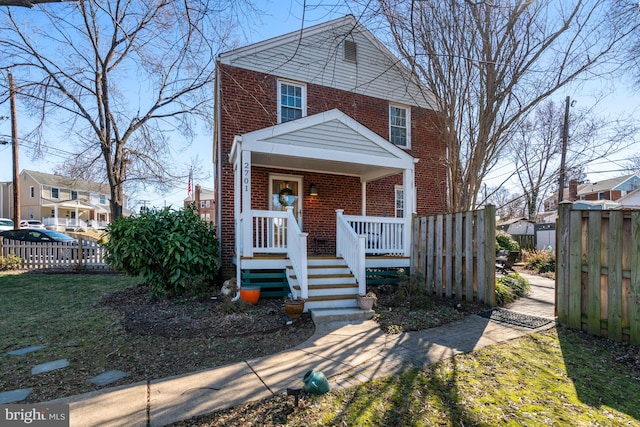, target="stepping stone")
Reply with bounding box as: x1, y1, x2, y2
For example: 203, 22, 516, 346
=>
88, 370, 128, 386
31, 359, 69, 375
0, 388, 32, 404
7, 345, 47, 355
